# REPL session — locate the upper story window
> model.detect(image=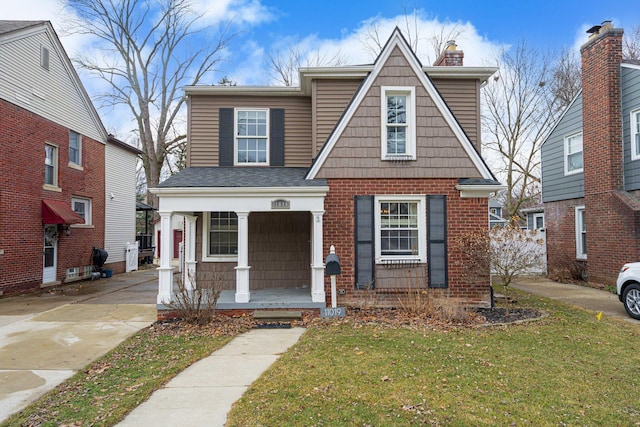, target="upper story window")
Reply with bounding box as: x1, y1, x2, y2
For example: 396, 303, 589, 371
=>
381, 86, 416, 160
631, 109, 640, 161
564, 132, 583, 175
40, 46, 49, 70
69, 130, 82, 166
235, 109, 268, 165
72, 197, 92, 225
44, 143, 58, 188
